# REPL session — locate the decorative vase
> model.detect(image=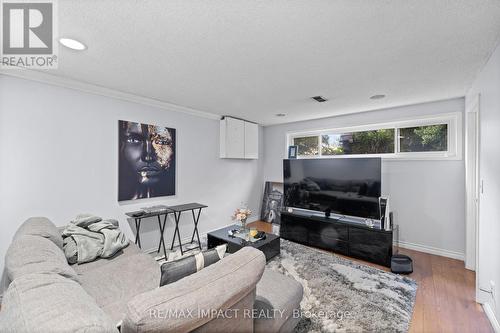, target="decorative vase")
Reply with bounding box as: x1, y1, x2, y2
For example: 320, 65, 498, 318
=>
240, 218, 248, 232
